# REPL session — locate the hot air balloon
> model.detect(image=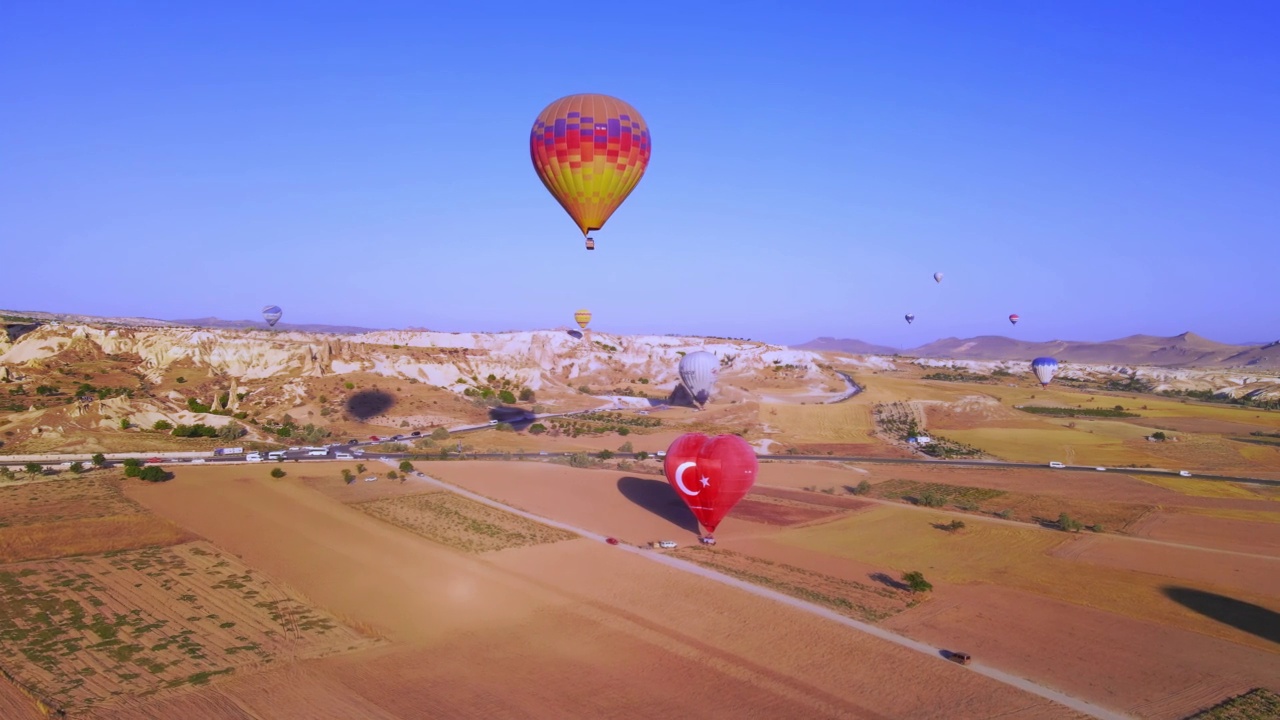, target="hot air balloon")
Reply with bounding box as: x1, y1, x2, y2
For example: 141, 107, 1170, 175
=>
905, 313, 915, 325
262, 305, 282, 328
664, 433, 758, 540
933, 272, 944, 283
574, 309, 592, 330
1031, 357, 1059, 387
530, 94, 652, 250
1009, 314, 1020, 325
678, 351, 719, 407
